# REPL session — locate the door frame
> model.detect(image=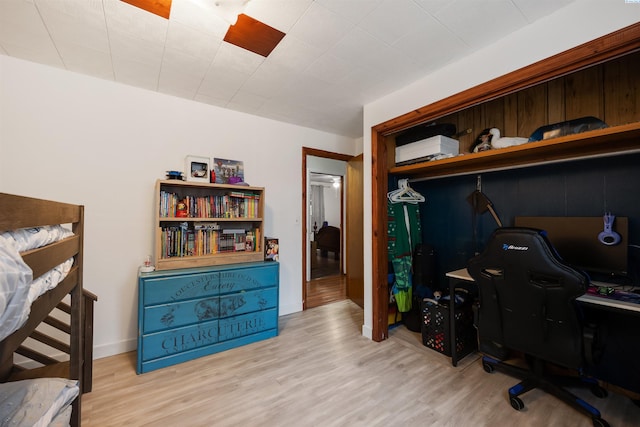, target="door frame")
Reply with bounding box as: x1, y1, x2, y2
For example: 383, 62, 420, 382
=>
302, 147, 353, 309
